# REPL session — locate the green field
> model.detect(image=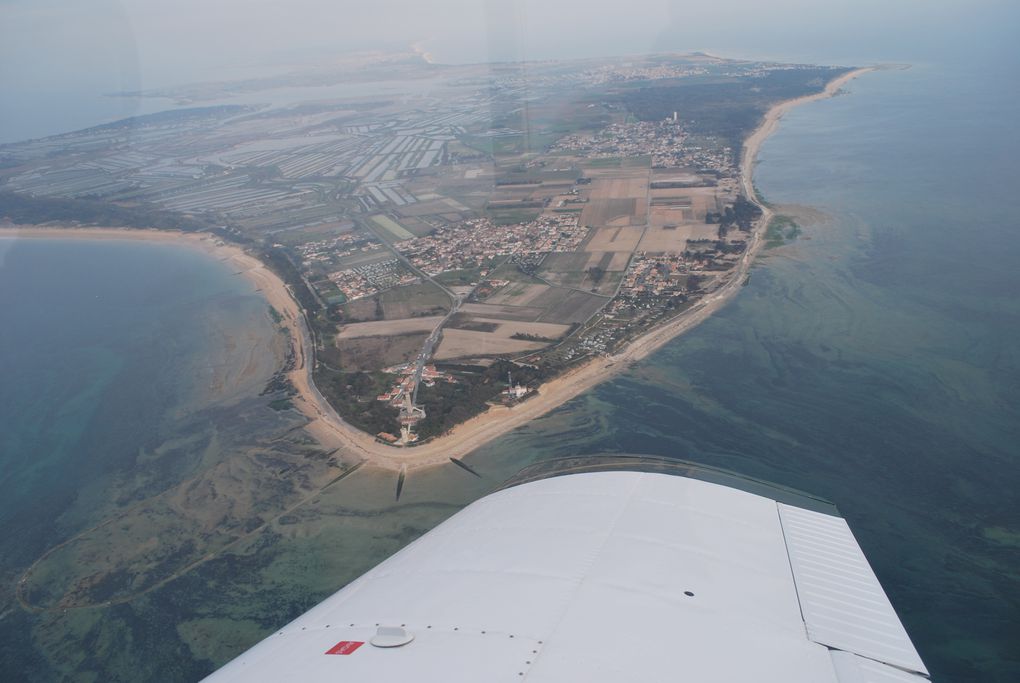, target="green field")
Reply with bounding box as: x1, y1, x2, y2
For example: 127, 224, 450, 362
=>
485, 207, 543, 225
434, 268, 484, 286
487, 262, 547, 284
369, 214, 414, 240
